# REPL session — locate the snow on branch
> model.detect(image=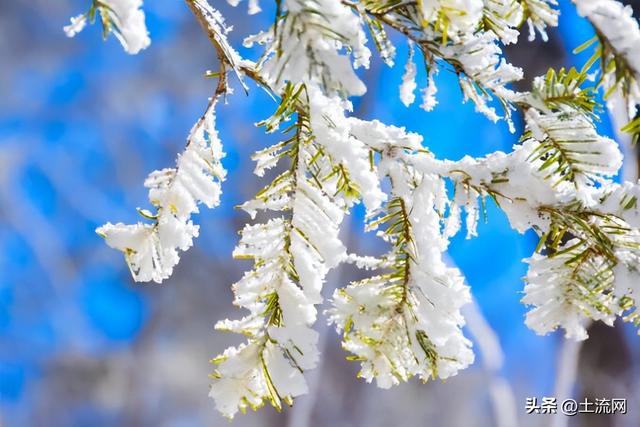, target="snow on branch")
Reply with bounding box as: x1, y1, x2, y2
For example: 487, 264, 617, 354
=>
571, 0, 640, 142
249, 0, 372, 96
400, 66, 640, 340
329, 131, 474, 388
209, 85, 351, 417
519, 0, 559, 41
573, 0, 640, 78
225, 0, 262, 15
65, 0, 150, 54
68, 0, 640, 418
357, 1, 523, 126
186, 0, 250, 92
97, 95, 226, 283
